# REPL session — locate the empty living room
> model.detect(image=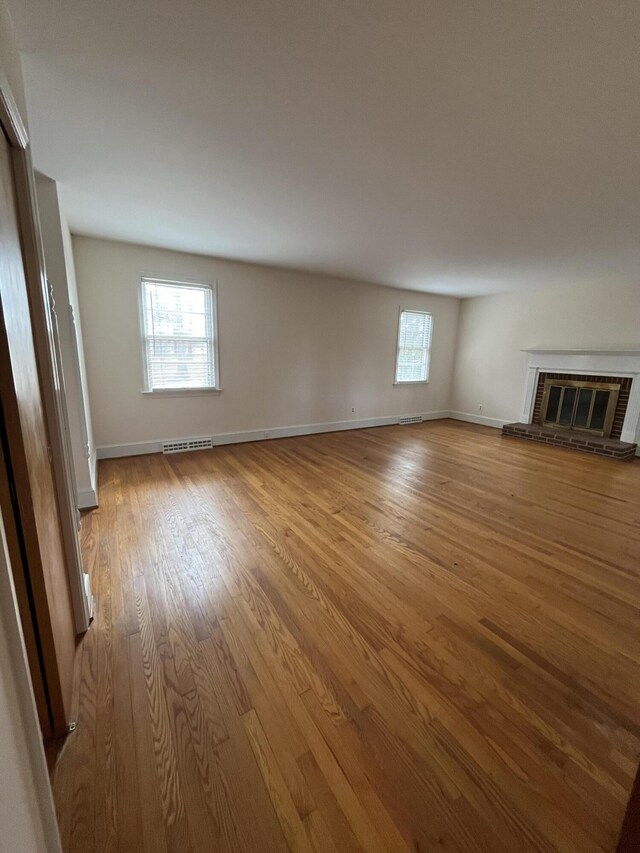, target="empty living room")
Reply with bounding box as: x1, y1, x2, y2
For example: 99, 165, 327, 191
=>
1, 2, 640, 852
